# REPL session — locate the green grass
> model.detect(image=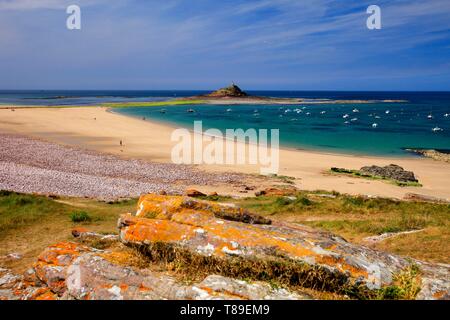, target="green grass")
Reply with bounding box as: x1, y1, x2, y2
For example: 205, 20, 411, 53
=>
1, 99, 207, 109
329, 167, 422, 187
70, 211, 92, 223
0, 191, 138, 273
100, 99, 206, 108
0, 191, 67, 232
